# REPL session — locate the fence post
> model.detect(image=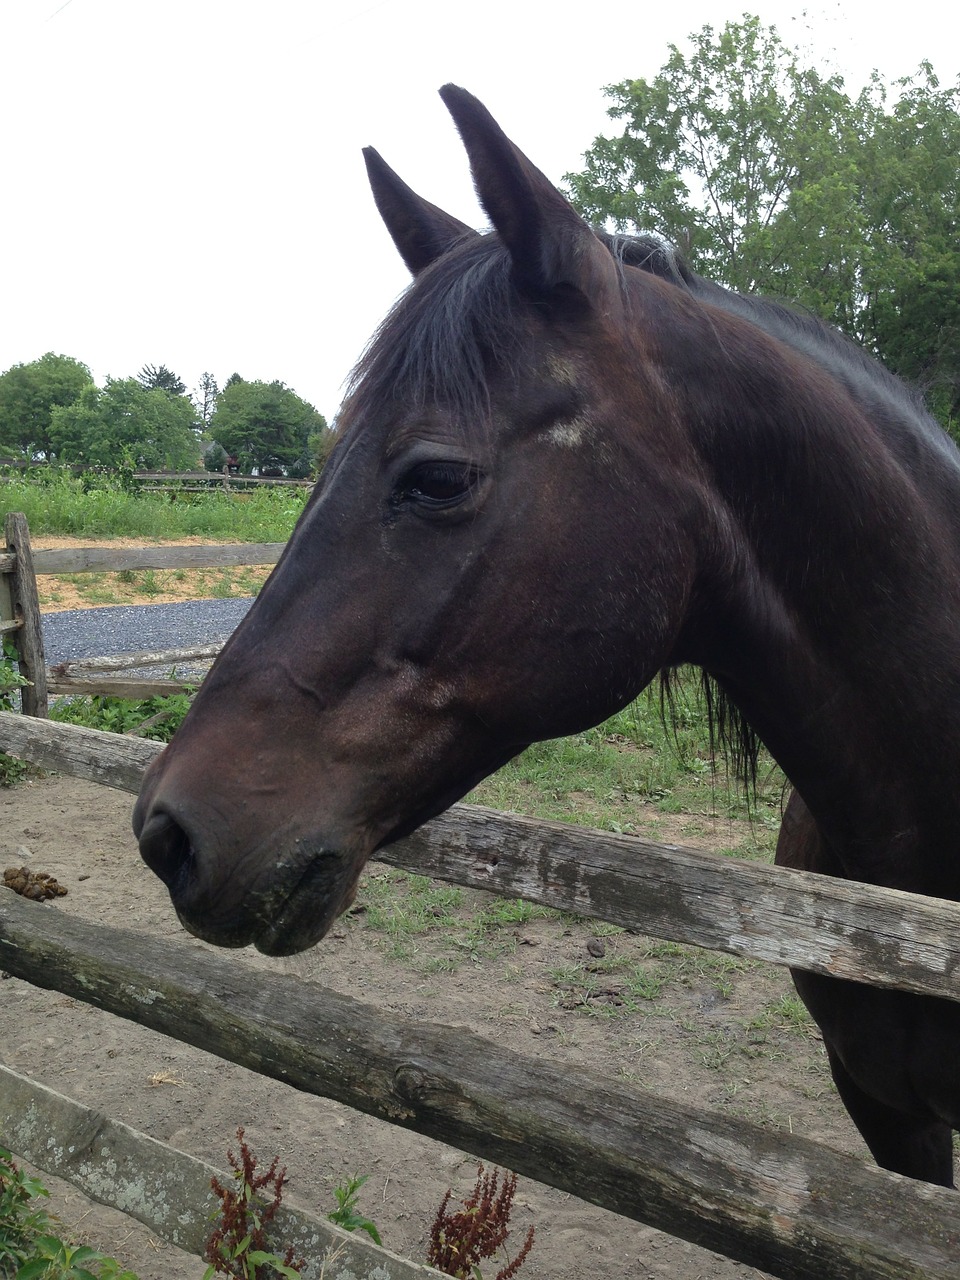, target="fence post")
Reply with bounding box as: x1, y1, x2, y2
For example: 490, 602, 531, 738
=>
0, 556, 14, 634
3, 512, 48, 717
